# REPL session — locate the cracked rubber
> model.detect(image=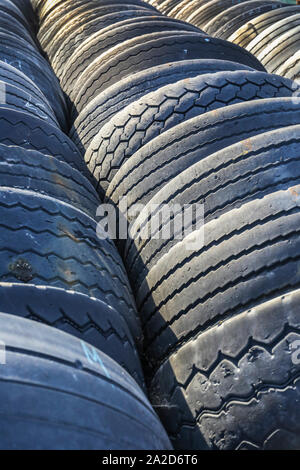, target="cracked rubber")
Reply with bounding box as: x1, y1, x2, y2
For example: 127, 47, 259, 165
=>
0, 60, 54, 115
0, 34, 68, 129
0, 80, 58, 126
